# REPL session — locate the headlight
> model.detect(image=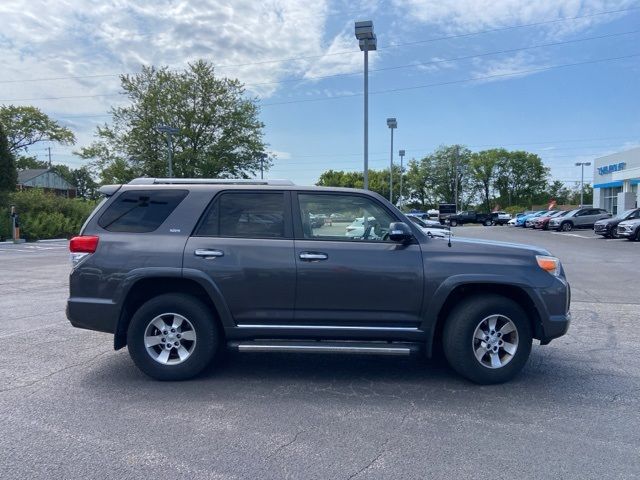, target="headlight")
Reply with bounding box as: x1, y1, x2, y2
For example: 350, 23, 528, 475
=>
536, 255, 561, 276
